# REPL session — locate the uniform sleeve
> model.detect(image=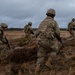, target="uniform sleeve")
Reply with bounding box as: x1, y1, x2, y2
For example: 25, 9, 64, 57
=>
71, 21, 75, 29
0, 29, 3, 36
54, 21, 60, 37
